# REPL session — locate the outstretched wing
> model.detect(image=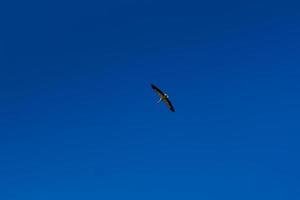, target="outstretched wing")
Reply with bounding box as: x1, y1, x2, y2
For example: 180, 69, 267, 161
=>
151, 84, 165, 98
163, 97, 175, 112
